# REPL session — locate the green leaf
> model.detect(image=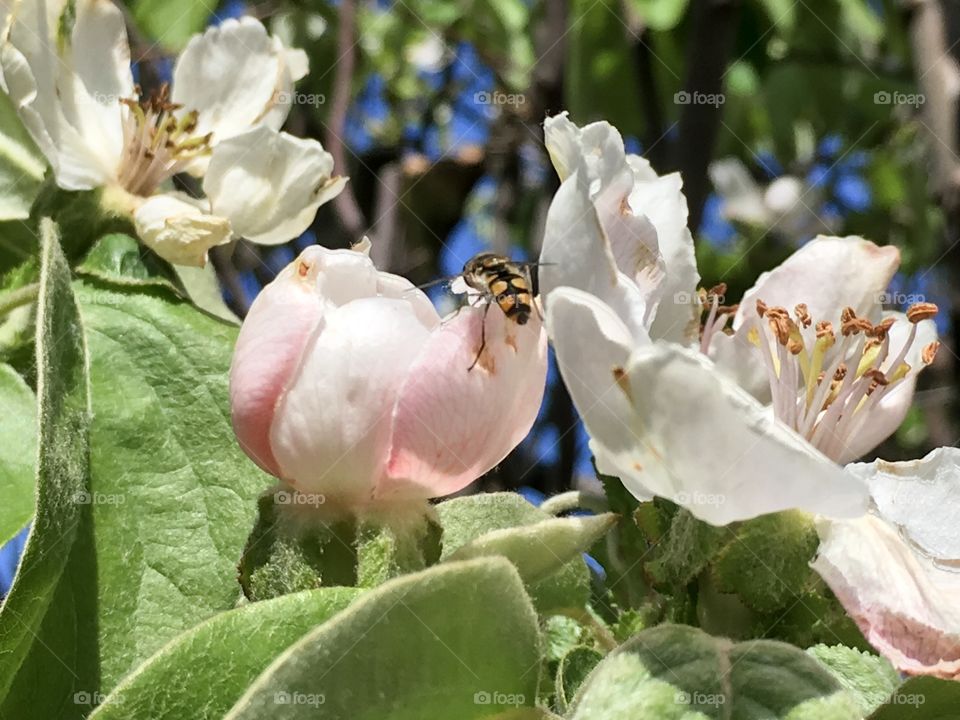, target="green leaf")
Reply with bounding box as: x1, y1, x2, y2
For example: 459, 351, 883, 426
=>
76, 277, 271, 689
755, 0, 798, 31
225, 557, 541, 720
712, 511, 819, 613
555, 646, 604, 713
569, 624, 861, 719
1, 233, 271, 715
446, 512, 616, 584
90, 587, 361, 720
78, 233, 238, 322
626, 0, 690, 32
0, 220, 93, 718
868, 676, 960, 719
0, 363, 35, 545
645, 508, 726, 588
76, 233, 177, 290
131, 0, 212, 51
565, 0, 645, 137
173, 263, 239, 322
437, 493, 594, 612
0, 90, 47, 221
806, 645, 899, 717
